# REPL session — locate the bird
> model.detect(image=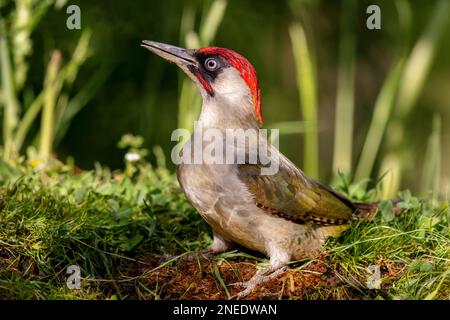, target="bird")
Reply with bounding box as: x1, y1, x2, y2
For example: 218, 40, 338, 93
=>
141, 40, 376, 298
